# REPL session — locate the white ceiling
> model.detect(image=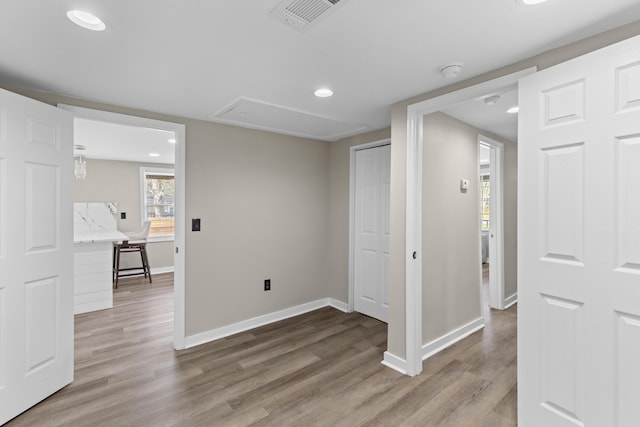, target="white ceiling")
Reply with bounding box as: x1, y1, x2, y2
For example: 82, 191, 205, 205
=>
443, 86, 519, 142
2, 0, 640, 143
74, 118, 176, 164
